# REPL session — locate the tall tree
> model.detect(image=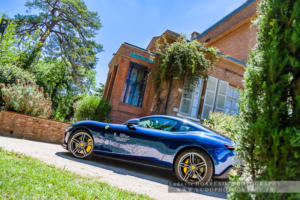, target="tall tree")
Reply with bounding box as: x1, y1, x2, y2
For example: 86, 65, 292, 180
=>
33, 59, 93, 121
14, 0, 102, 81
228, 0, 300, 199
0, 17, 40, 67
